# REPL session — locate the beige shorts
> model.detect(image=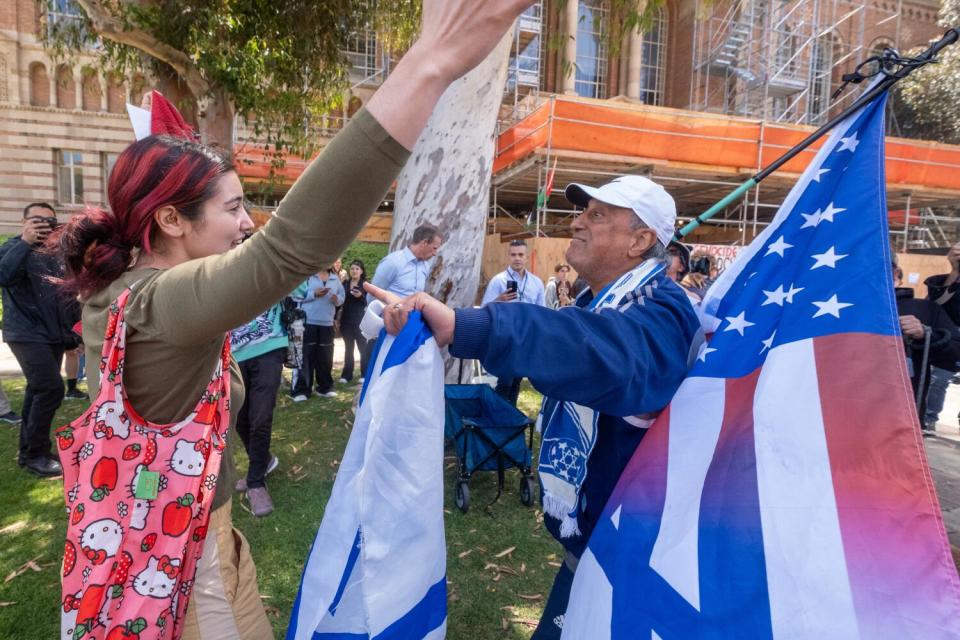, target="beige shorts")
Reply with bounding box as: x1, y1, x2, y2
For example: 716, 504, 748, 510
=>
180, 501, 274, 640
